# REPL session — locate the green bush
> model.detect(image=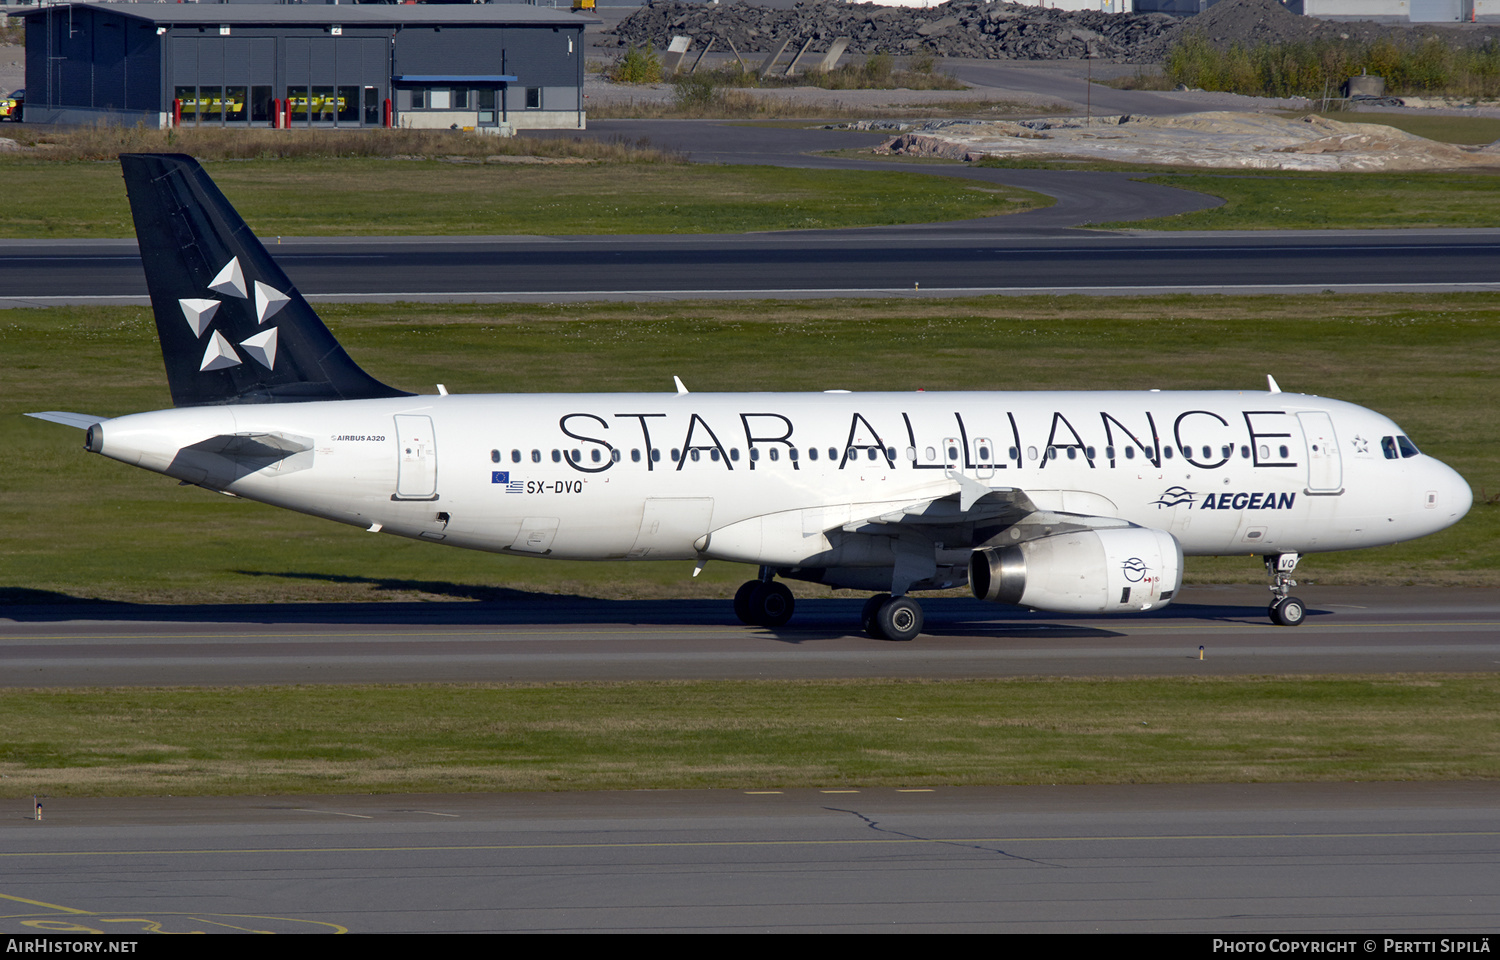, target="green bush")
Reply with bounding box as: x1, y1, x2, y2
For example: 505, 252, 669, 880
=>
609, 44, 663, 85
862, 51, 894, 85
